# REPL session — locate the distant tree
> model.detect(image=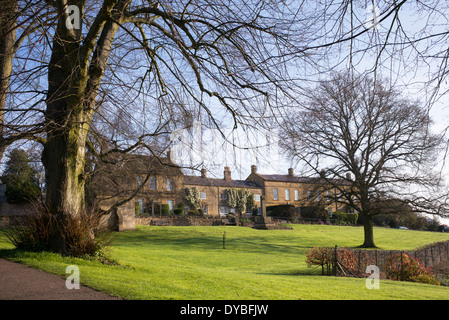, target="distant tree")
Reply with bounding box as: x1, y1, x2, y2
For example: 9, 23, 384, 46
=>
226, 188, 253, 216
281, 72, 446, 247
2, 148, 39, 203
185, 187, 201, 212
